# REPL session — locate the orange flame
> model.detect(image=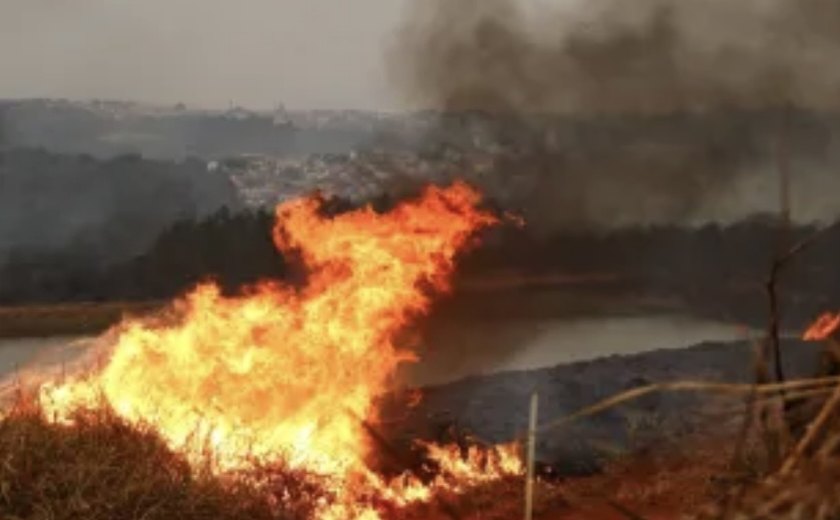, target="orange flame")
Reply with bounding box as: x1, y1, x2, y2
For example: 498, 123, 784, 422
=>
37, 182, 521, 518
803, 311, 840, 341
